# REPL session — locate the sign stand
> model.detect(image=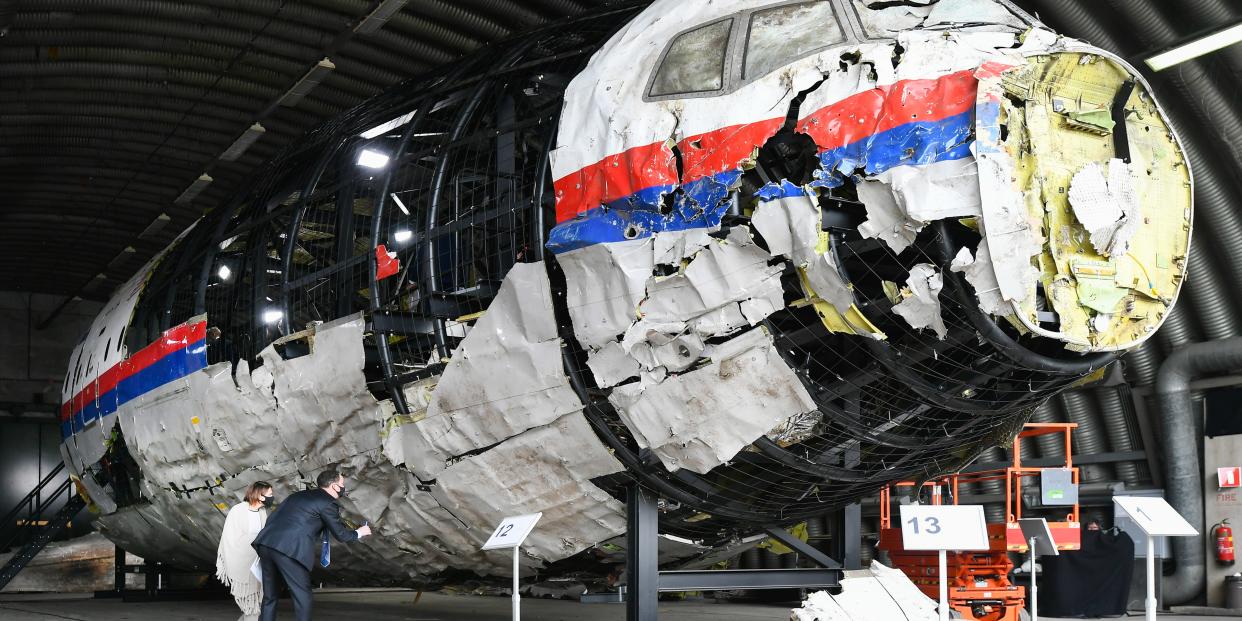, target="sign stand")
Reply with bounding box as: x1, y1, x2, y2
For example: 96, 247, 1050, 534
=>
898, 504, 990, 621
1113, 496, 1198, 621
1017, 518, 1059, 621
481, 512, 543, 621
938, 549, 948, 621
